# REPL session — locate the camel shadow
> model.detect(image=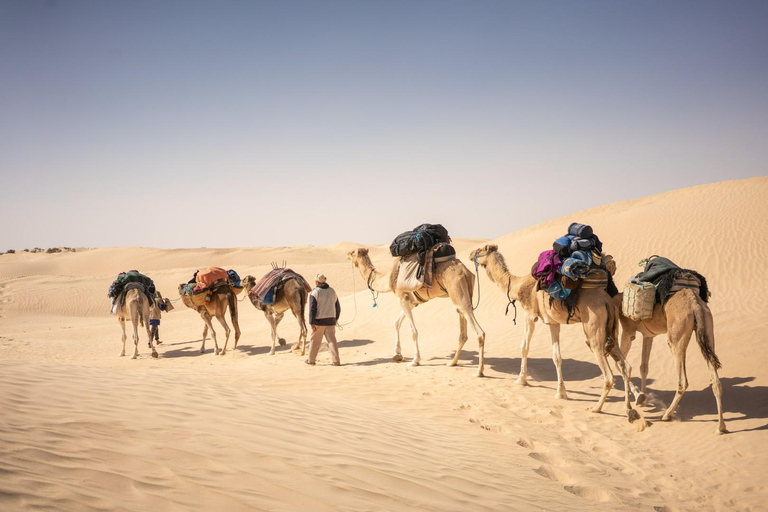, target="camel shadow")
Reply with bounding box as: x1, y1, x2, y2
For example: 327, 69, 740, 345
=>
640, 376, 768, 431
451, 349, 603, 382
338, 338, 375, 348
